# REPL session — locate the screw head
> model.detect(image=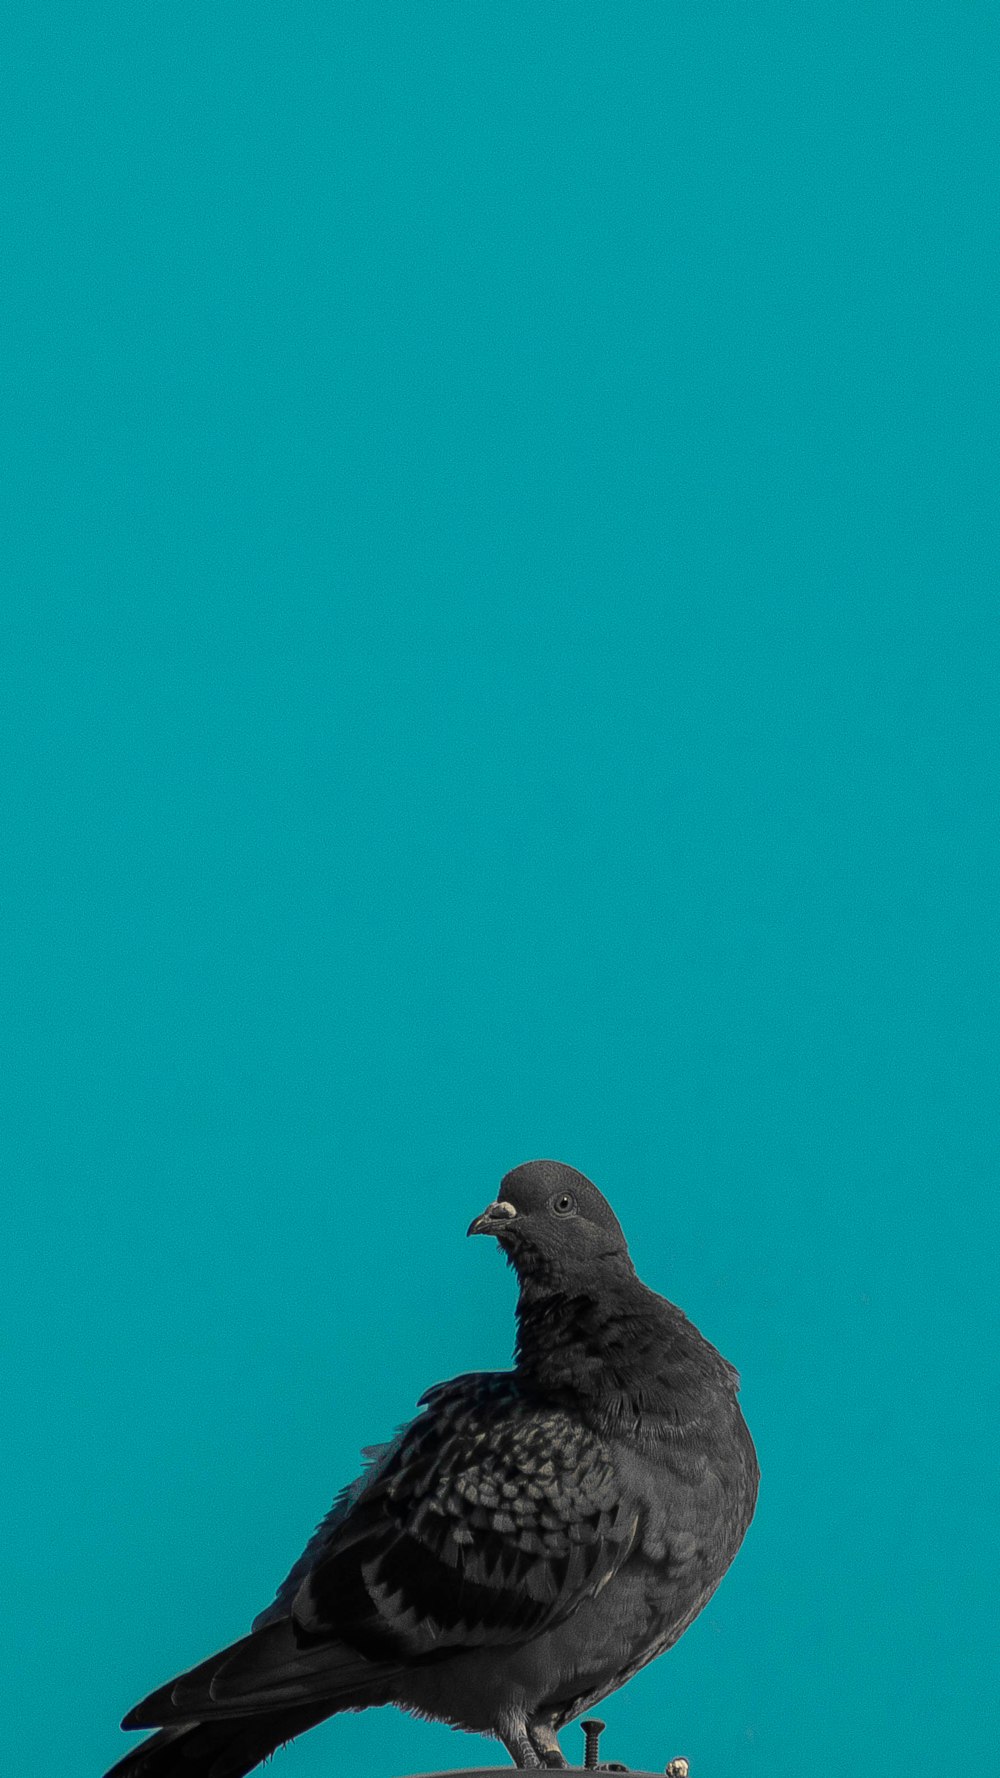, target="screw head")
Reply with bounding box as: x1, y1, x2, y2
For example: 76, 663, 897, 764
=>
665, 1759, 690, 1777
